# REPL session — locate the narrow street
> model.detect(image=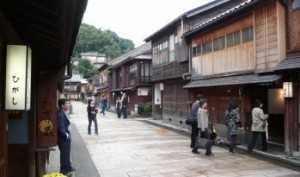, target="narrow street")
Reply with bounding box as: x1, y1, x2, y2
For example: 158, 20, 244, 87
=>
69, 101, 300, 177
